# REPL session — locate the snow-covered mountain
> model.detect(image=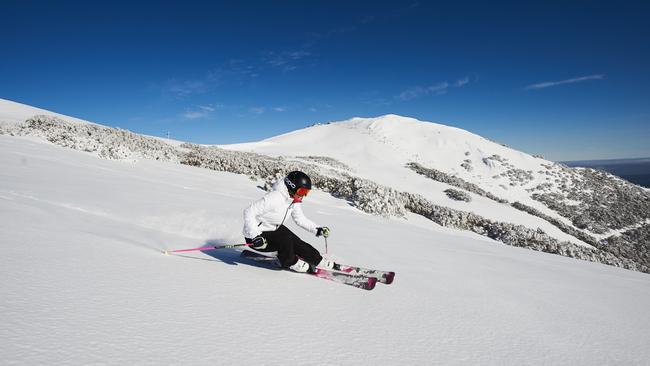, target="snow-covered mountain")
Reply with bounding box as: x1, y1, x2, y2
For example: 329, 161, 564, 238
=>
1, 98, 650, 364
223, 115, 650, 271
224, 114, 648, 236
